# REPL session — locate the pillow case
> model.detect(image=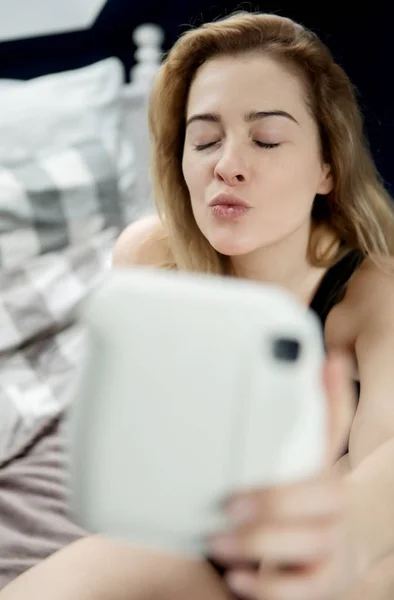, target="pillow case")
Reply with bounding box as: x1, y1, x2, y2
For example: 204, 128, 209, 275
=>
0, 139, 128, 268
0, 226, 117, 465
0, 58, 125, 161
0, 59, 137, 267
